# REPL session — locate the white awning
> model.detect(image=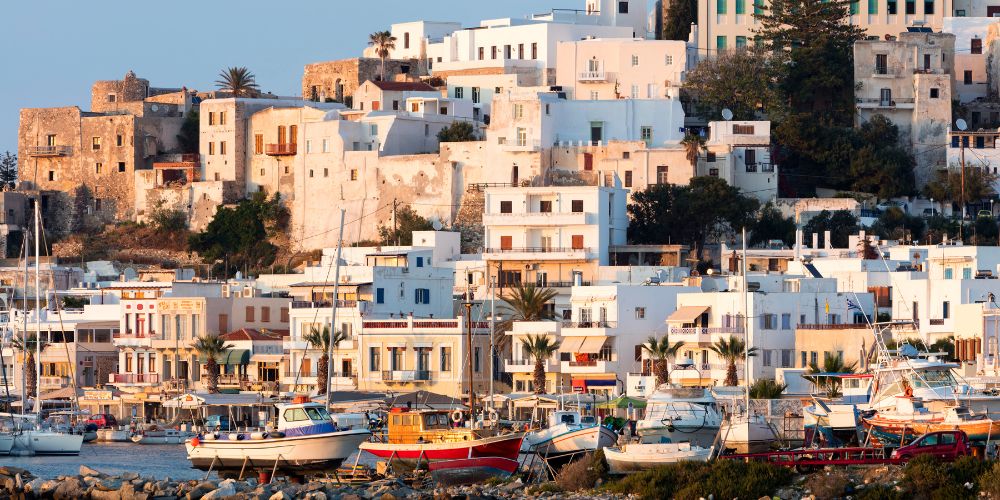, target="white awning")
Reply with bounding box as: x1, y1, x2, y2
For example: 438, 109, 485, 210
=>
667, 305, 710, 324
561, 337, 585, 353
578, 337, 608, 354
251, 354, 284, 363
